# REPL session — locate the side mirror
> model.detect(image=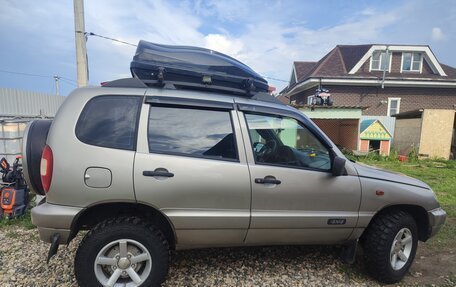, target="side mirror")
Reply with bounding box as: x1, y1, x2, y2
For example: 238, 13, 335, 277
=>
332, 156, 346, 176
